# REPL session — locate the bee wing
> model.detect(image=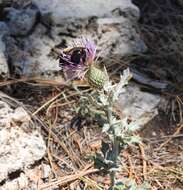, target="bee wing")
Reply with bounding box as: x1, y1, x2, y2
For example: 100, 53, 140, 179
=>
63, 47, 85, 54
